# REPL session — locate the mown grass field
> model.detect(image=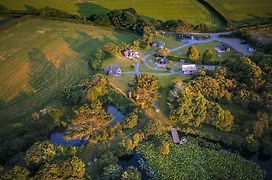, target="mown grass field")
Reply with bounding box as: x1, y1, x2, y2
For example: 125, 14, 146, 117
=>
0, 17, 137, 126
206, 0, 272, 26
0, 0, 223, 27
